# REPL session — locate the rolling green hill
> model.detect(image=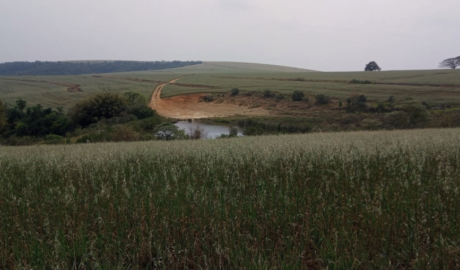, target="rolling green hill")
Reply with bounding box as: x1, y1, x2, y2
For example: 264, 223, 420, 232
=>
0, 61, 459, 111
